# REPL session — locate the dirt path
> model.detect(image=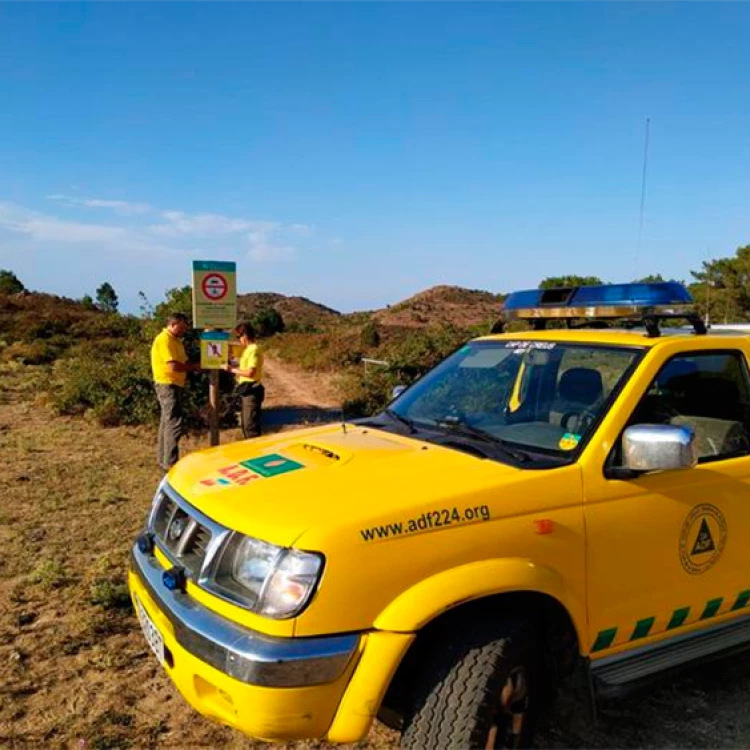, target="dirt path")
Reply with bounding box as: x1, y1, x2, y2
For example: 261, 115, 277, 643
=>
262, 354, 340, 409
